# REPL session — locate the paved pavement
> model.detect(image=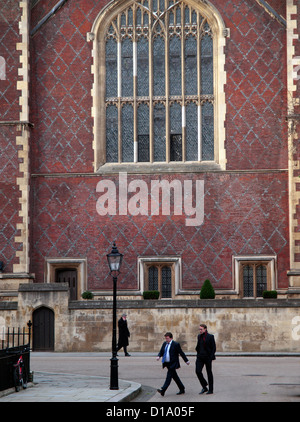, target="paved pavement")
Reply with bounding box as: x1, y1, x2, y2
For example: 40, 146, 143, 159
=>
1, 352, 300, 402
